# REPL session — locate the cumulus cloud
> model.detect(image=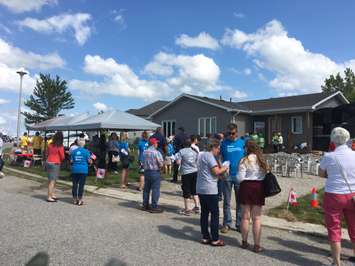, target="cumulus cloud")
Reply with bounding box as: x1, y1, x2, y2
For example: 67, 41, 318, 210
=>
71, 52, 224, 99
221, 19, 355, 95
70, 55, 171, 99
176, 32, 220, 50
0, 0, 56, 13
93, 102, 108, 112
18, 13, 92, 45
0, 38, 65, 70
0, 38, 64, 94
143, 52, 220, 92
